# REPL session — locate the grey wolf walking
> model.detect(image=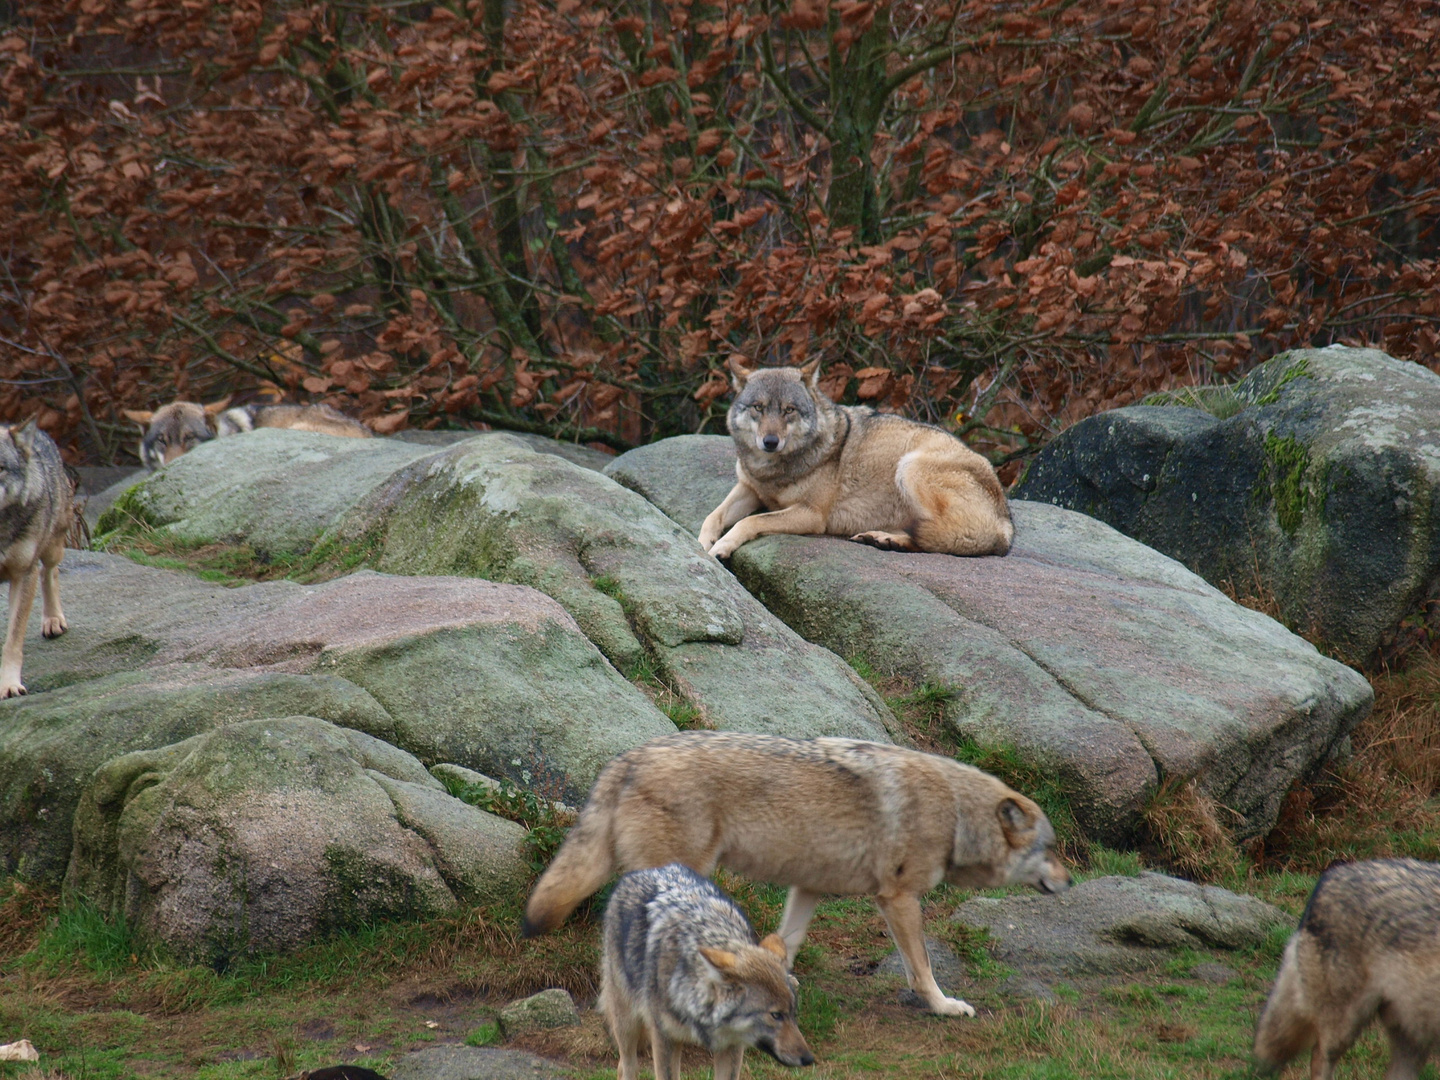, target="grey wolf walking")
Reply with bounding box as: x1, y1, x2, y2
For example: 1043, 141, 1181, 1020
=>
524, 732, 1071, 1016
0, 419, 74, 698
1254, 858, 1440, 1079
602, 864, 814, 1080
699, 357, 1013, 559
126, 399, 371, 470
